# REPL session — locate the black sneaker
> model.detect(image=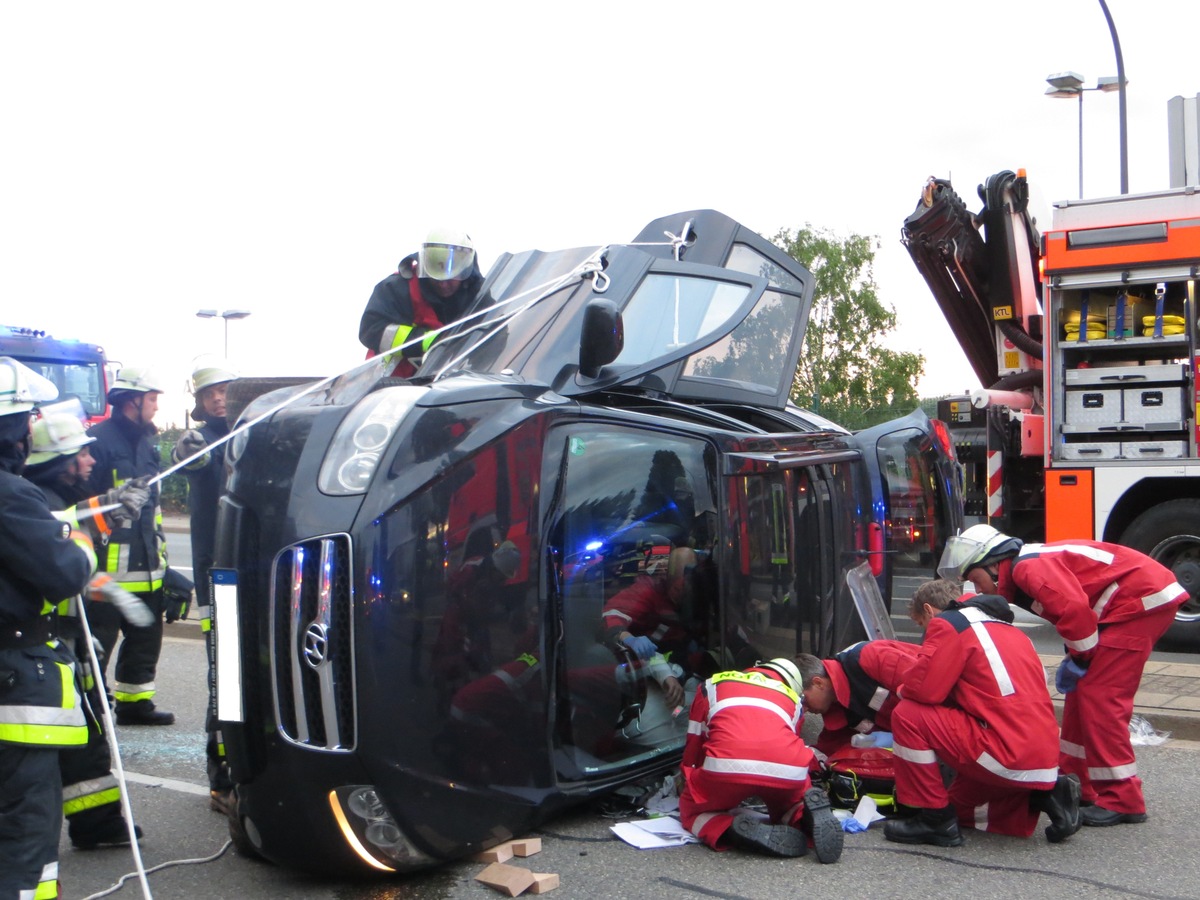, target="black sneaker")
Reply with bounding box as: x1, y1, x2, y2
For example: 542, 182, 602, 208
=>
1031, 774, 1081, 843
801, 788, 843, 864
728, 814, 806, 857
116, 700, 175, 726
72, 819, 143, 850
1079, 804, 1148, 827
